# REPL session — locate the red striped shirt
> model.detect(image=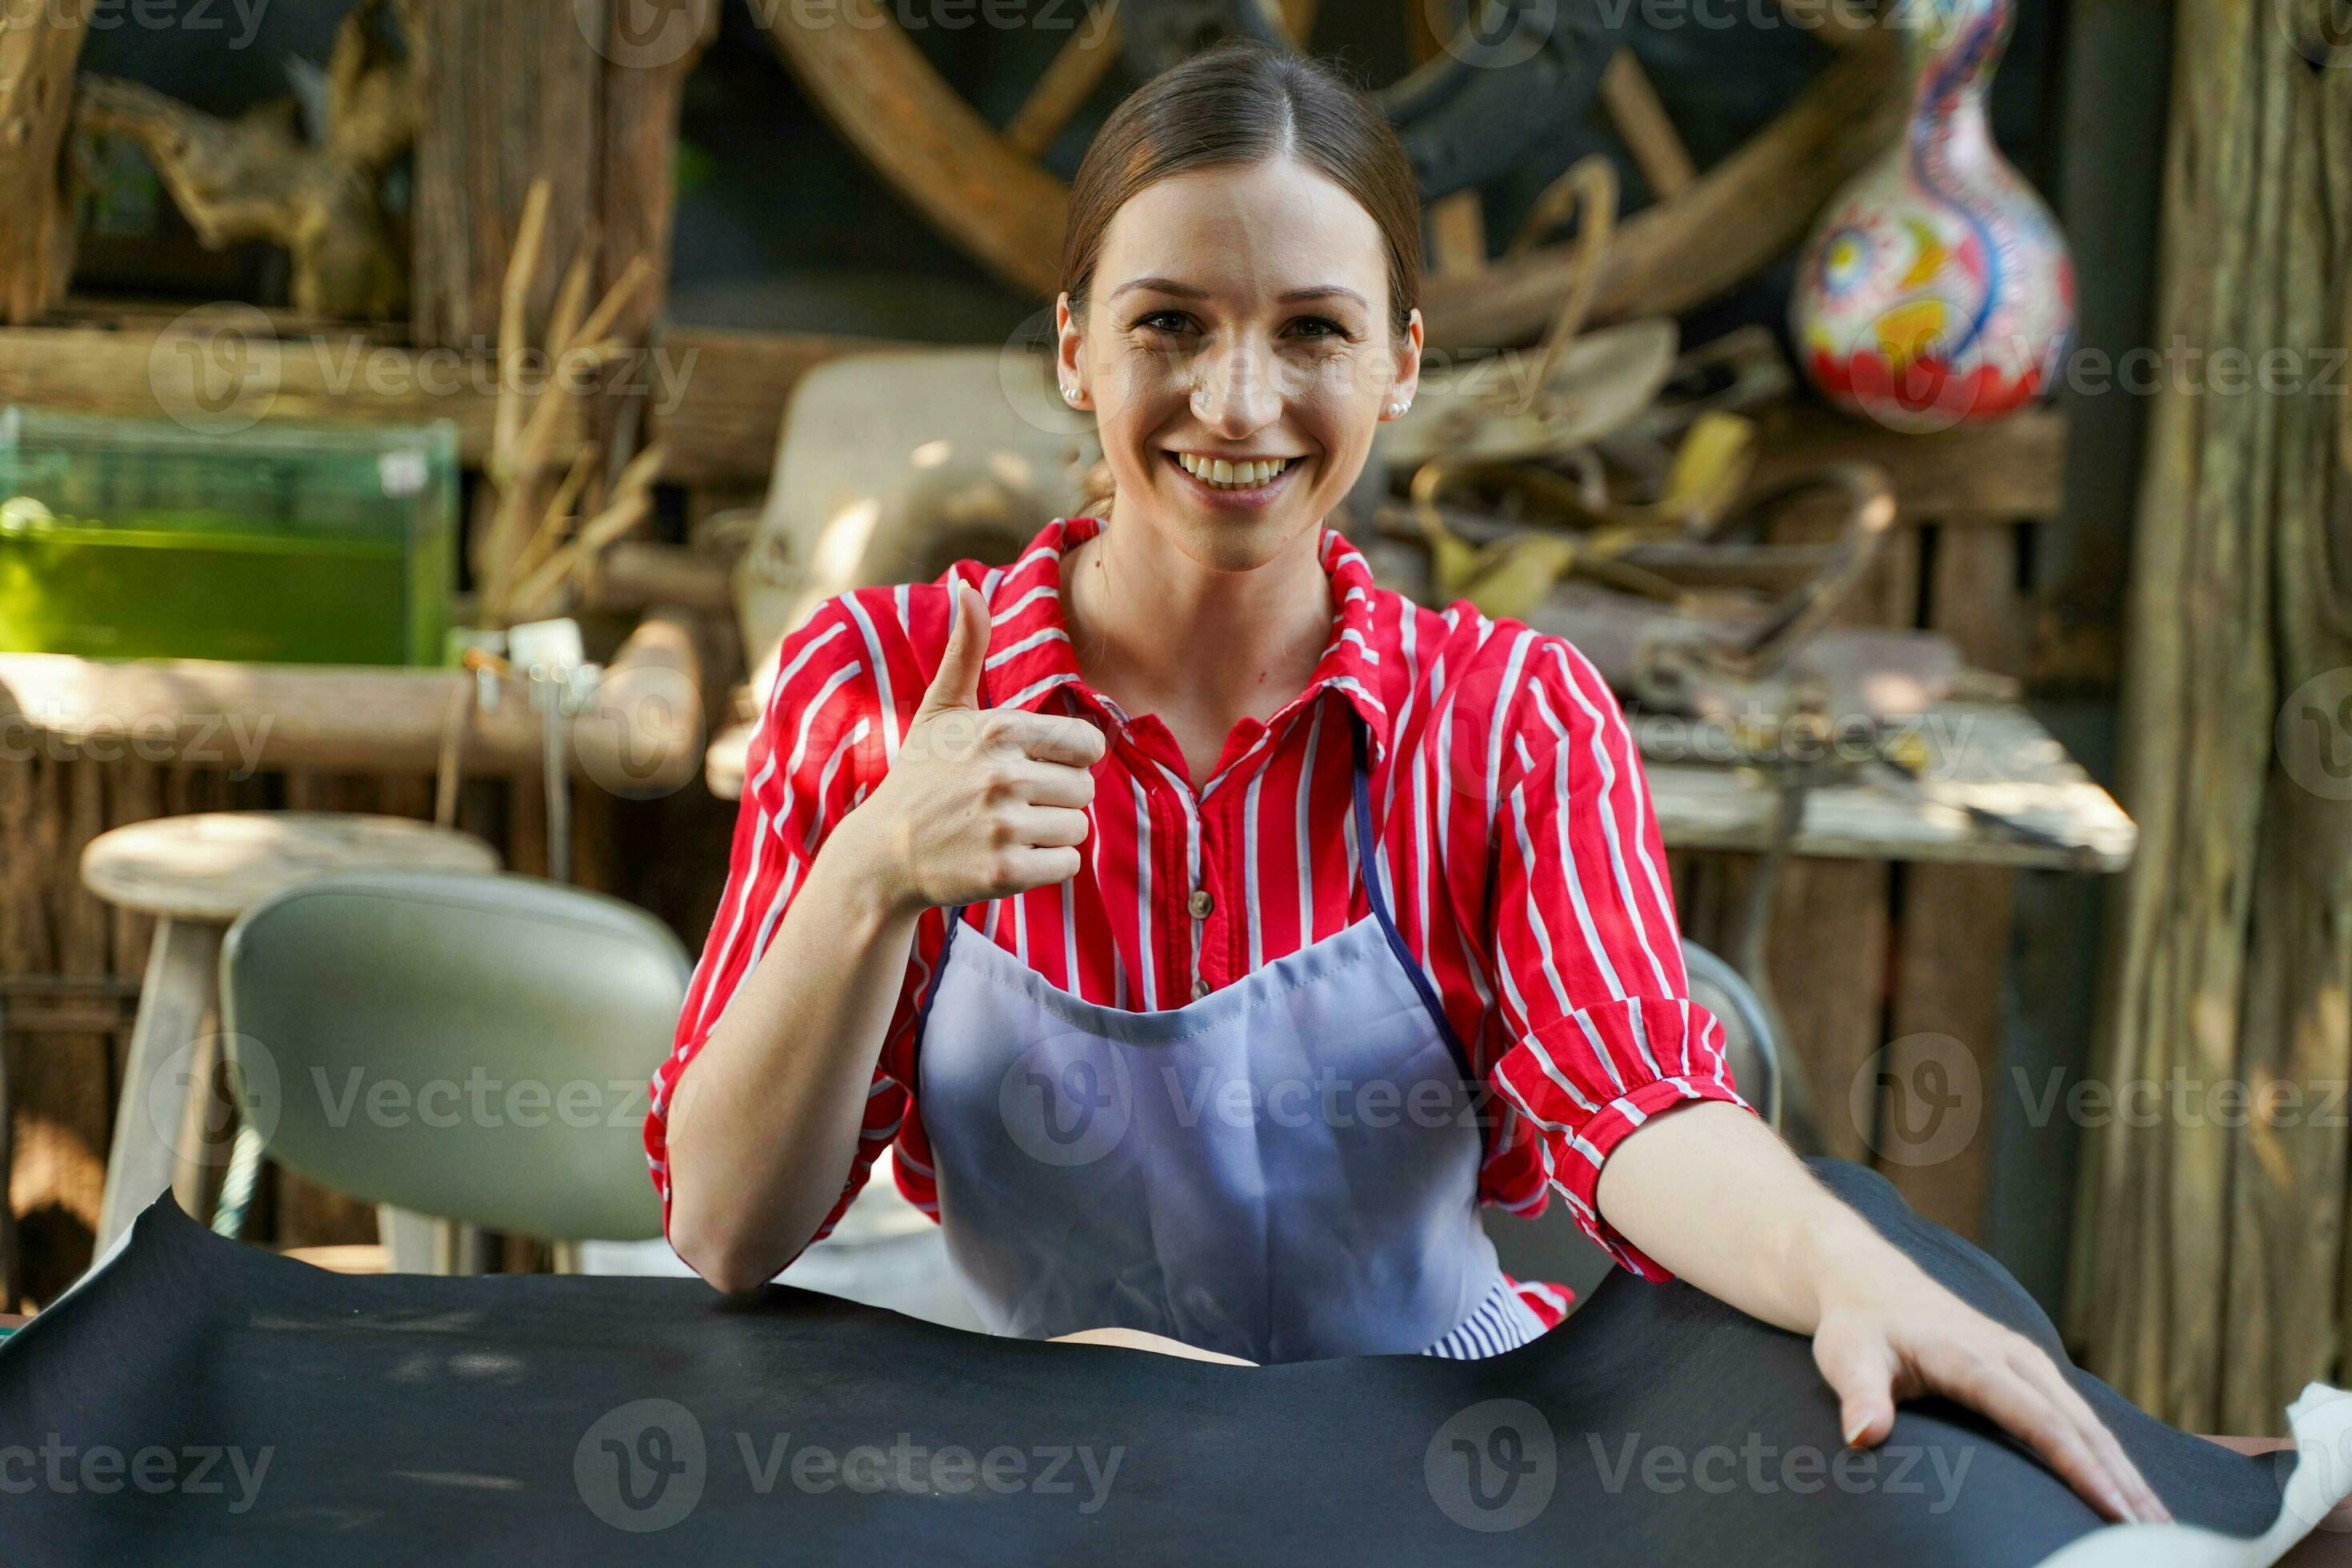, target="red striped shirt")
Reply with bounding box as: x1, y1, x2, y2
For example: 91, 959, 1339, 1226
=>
646, 516, 1753, 1324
